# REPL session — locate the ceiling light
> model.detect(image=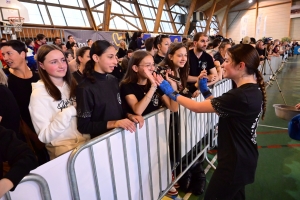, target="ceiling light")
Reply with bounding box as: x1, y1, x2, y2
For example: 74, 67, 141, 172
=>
249, 0, 253, 3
